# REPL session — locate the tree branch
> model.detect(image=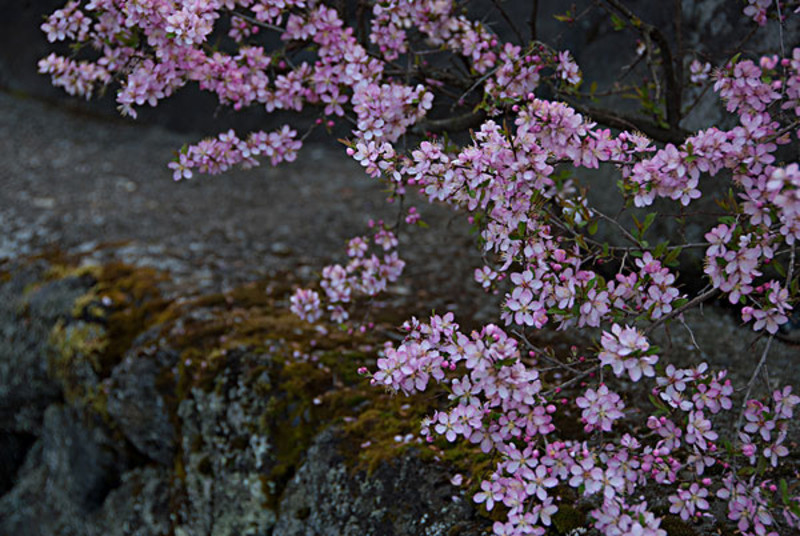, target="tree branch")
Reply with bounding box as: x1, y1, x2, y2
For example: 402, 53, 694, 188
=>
411, 110, 488, 135
569, 100, 691, 144
529, 0, 539, 41
601, 0, 683, 129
